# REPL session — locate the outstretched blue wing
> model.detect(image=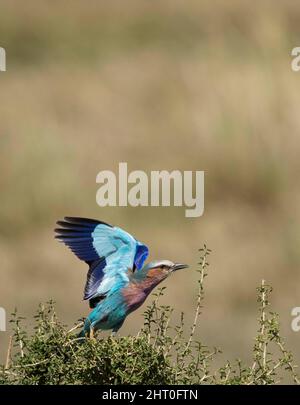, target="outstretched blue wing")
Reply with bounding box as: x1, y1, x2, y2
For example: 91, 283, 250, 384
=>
55, 217, 149, 303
